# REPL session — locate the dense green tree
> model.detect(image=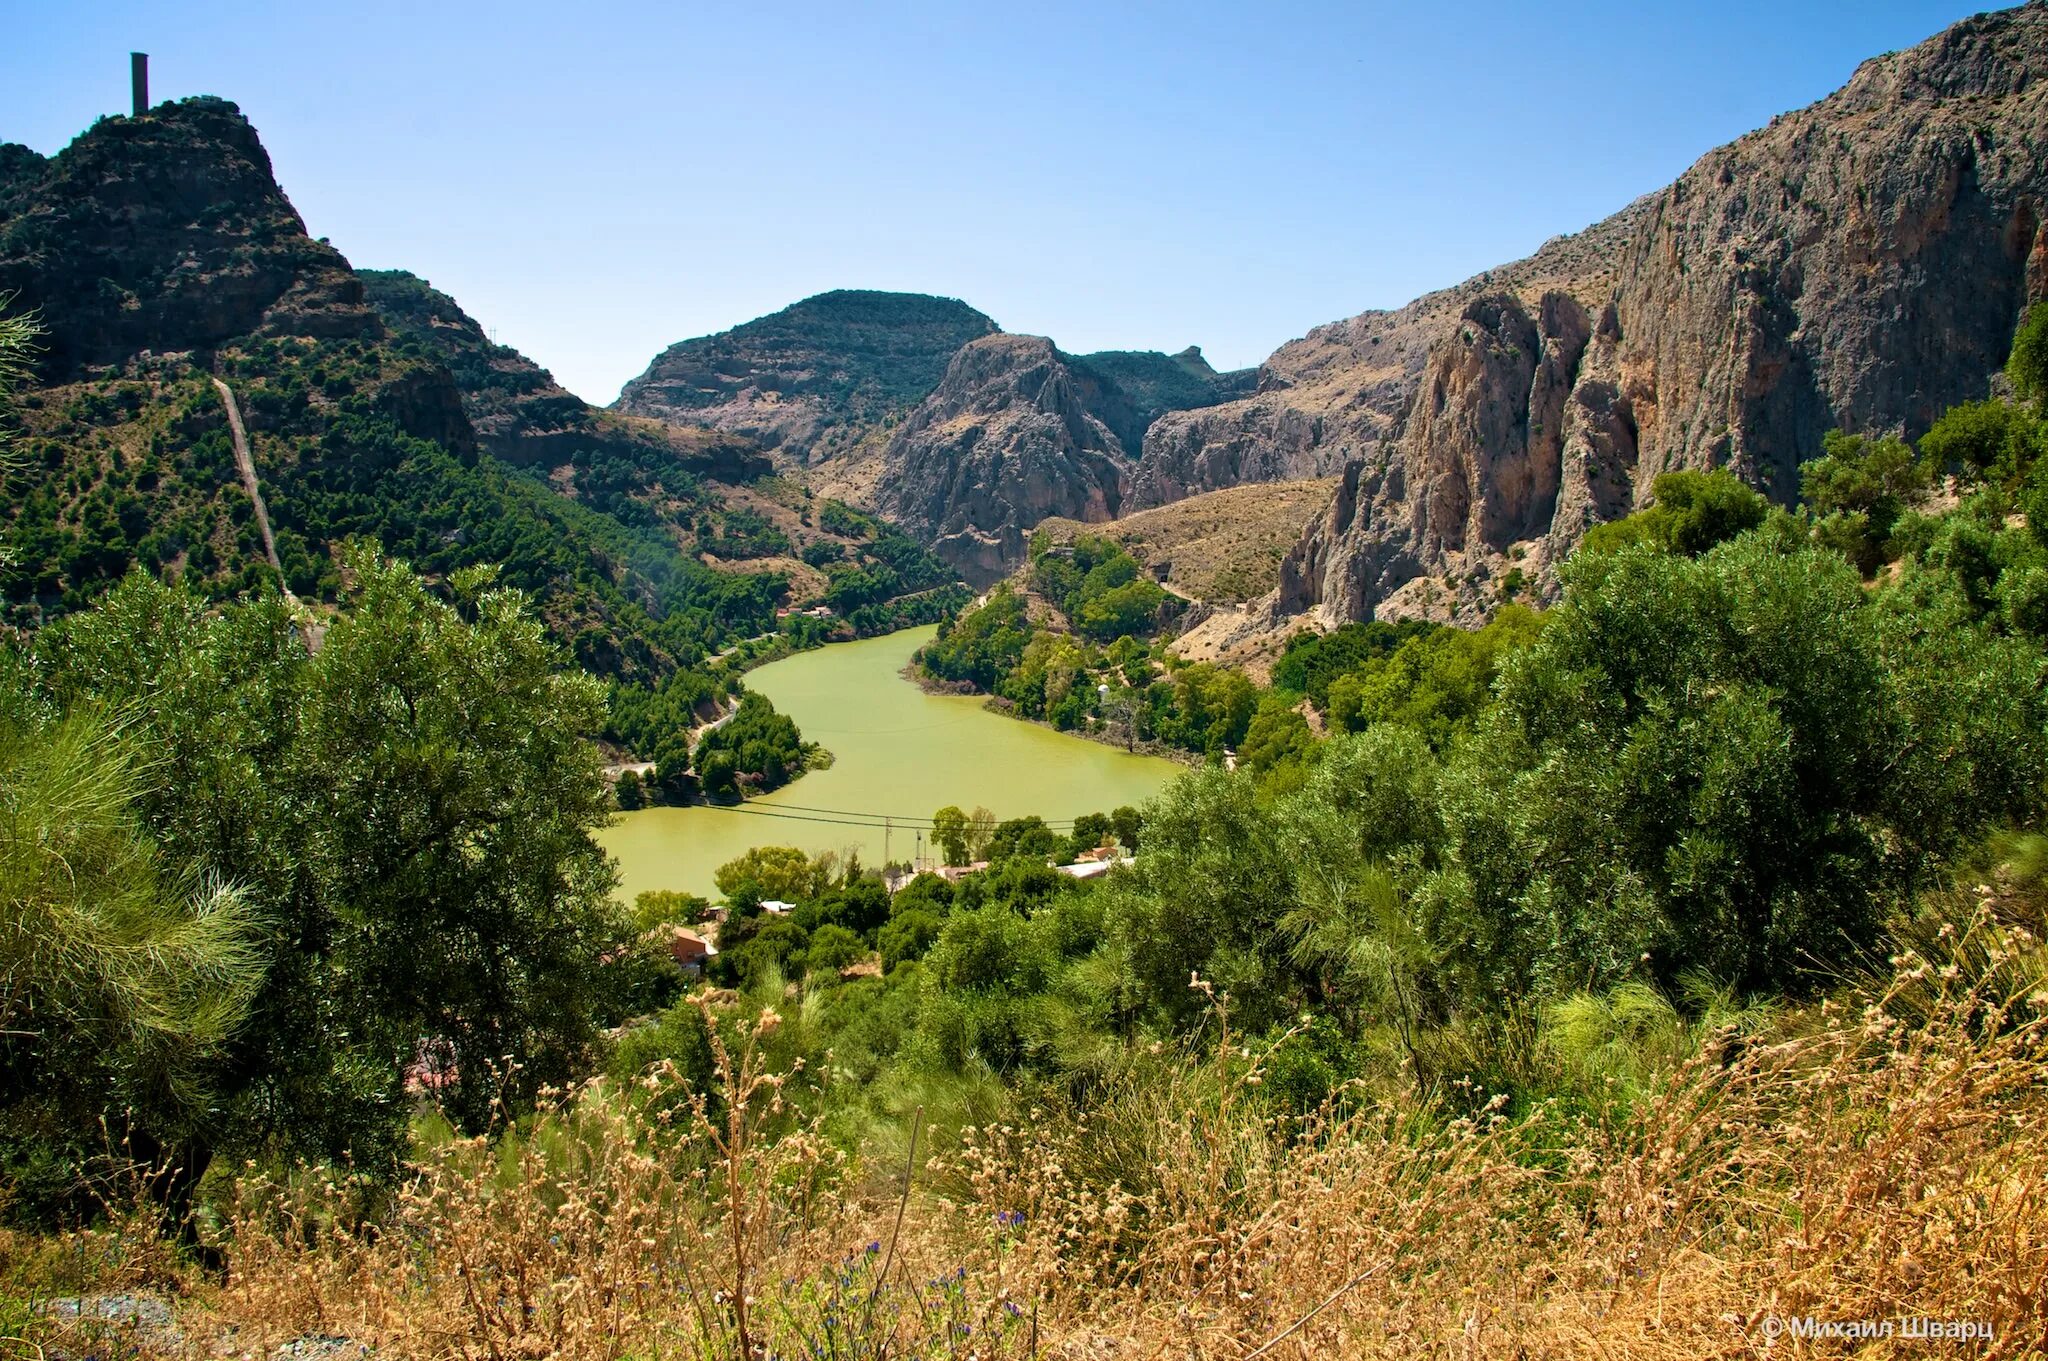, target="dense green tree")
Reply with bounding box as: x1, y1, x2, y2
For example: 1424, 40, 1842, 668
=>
2009, 301, 2048, 403
1237, 694, 1315, 792
1061, 811, 1114, 862
918, 586, 1032, 690
713, 846, 817, 904
1076, 579, 1167, 642
803, 924, 866, 976
890, 872, 955, 919
1437, 535, 2047, 998
693, 691, 806, 799
1109, 805, 1144, 854
1270, 618, 1440, 705
1919, 399, 2040, 481
1797, 431, 1933, 573
932, 805, 970, 867
878, 910, 942, 972
632, 889, 713, 930
1578, 468, 1770, 559
0, 706, 263, 1222
1326, 604, 1542, 747
988, 815, 1061, 863
24, 550, 624, 1167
